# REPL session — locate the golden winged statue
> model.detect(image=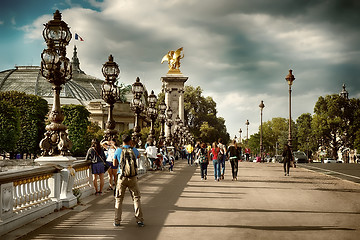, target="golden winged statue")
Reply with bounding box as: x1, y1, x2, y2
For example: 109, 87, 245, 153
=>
161, 47, 184, 74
